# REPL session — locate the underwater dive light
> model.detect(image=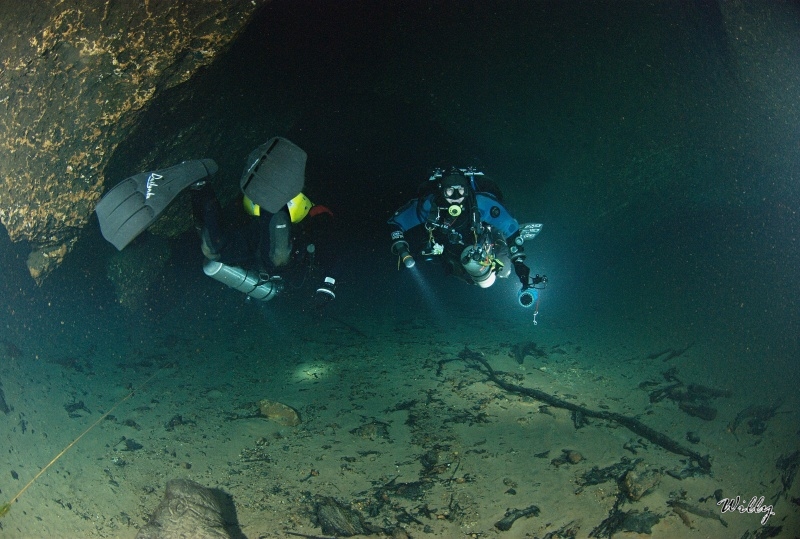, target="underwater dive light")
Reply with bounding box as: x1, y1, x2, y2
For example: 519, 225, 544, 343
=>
518, 287, 538, 307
